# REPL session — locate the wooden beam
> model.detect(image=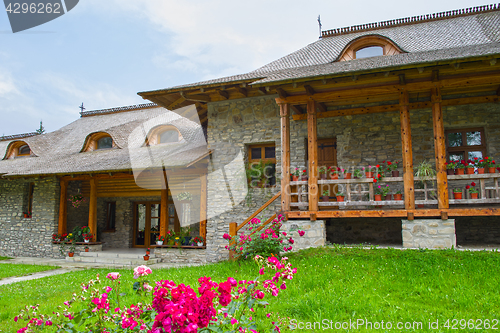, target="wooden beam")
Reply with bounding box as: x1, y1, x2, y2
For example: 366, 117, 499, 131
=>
307, 99, 318, 212
407, 212, 414, 221
441, 211, 448, 220
200, 173, 207, 244
229, 222, 237, 260
304, 85, 315, 96
258, 87, 267, 95
276, 88, 288, 99
317, 103, 327, 113
432, 70, 439, 82
217, 90, 229, 100
431, 86, 449, 209
160, 189, 168, 238
497, 85, 500, 96
167, 96, 186, 110
237, 87, 248, 97
399, 74, 406, 85
280, 103, 291, 212
180, 93, 211, 103
58, 180, 67, 235
88, 178, 98, 242
291, 105, 304, 114
399, 89, 415, 210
